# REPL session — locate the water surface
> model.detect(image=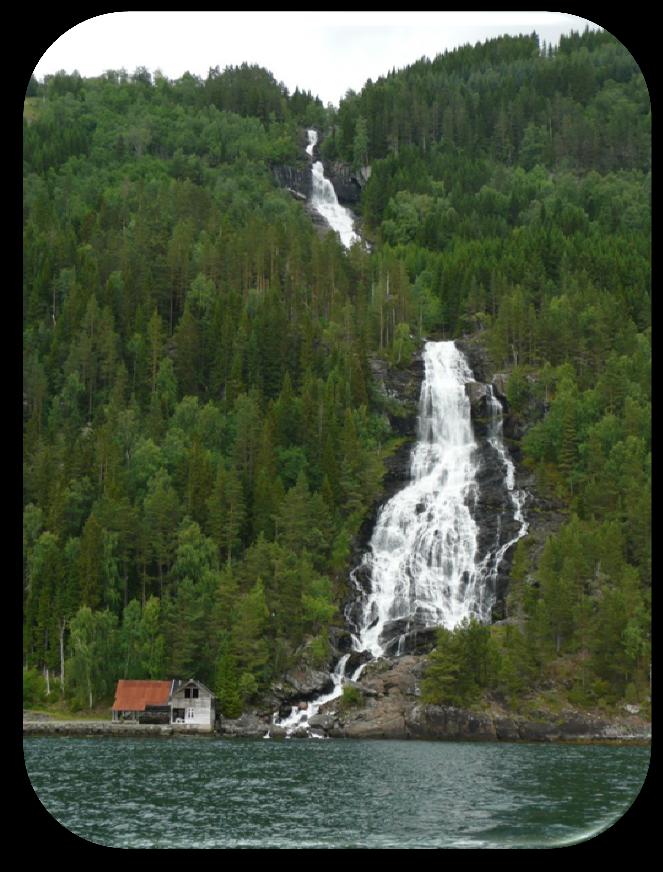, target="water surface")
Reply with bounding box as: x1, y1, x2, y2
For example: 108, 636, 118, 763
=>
24, 737, 649, 848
